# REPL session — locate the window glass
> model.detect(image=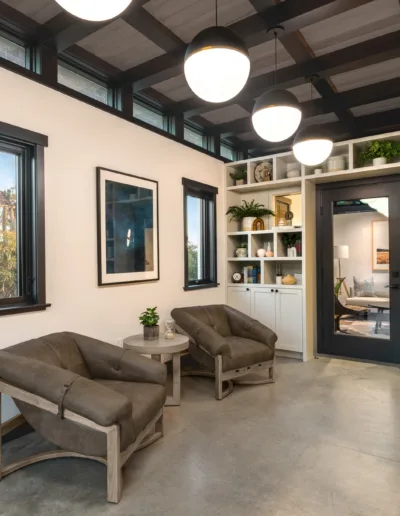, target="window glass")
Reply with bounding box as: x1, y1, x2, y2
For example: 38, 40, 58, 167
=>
133, 103, 164, 130
0, 35, 25, 67
186, 195, 203, 282
184, 127, 204, 148
221, 144, 235, 161
0, 151, 18, 299
58, 65, 108, 104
